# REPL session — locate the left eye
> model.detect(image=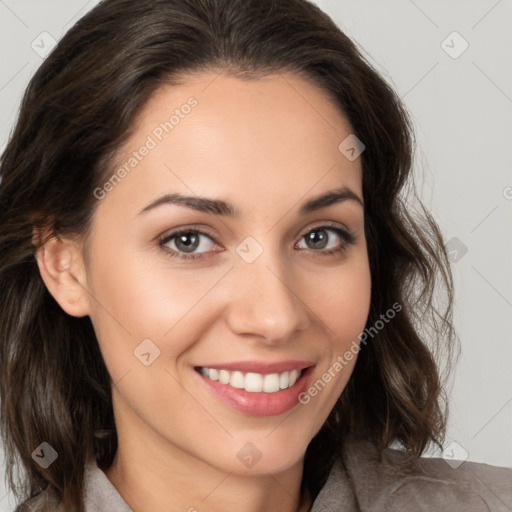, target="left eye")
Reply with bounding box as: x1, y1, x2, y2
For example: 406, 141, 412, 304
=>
161, 230, 216, 254
296, 227, 346, 251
